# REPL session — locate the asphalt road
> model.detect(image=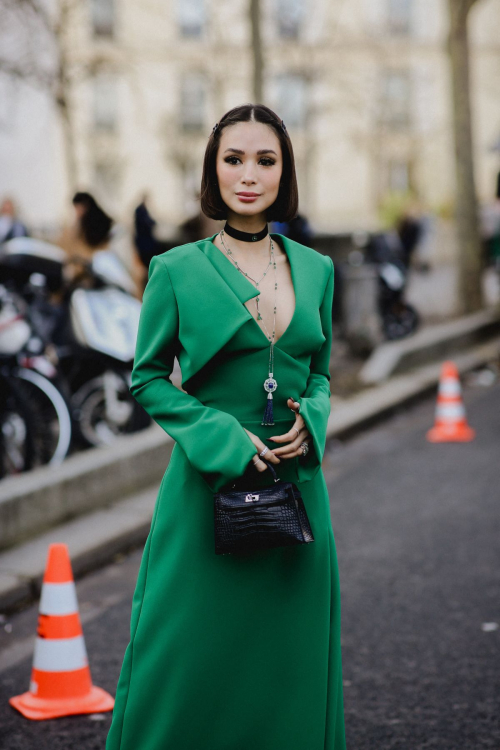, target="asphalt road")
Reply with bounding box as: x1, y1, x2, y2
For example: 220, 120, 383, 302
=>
0, 379, 499, 749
